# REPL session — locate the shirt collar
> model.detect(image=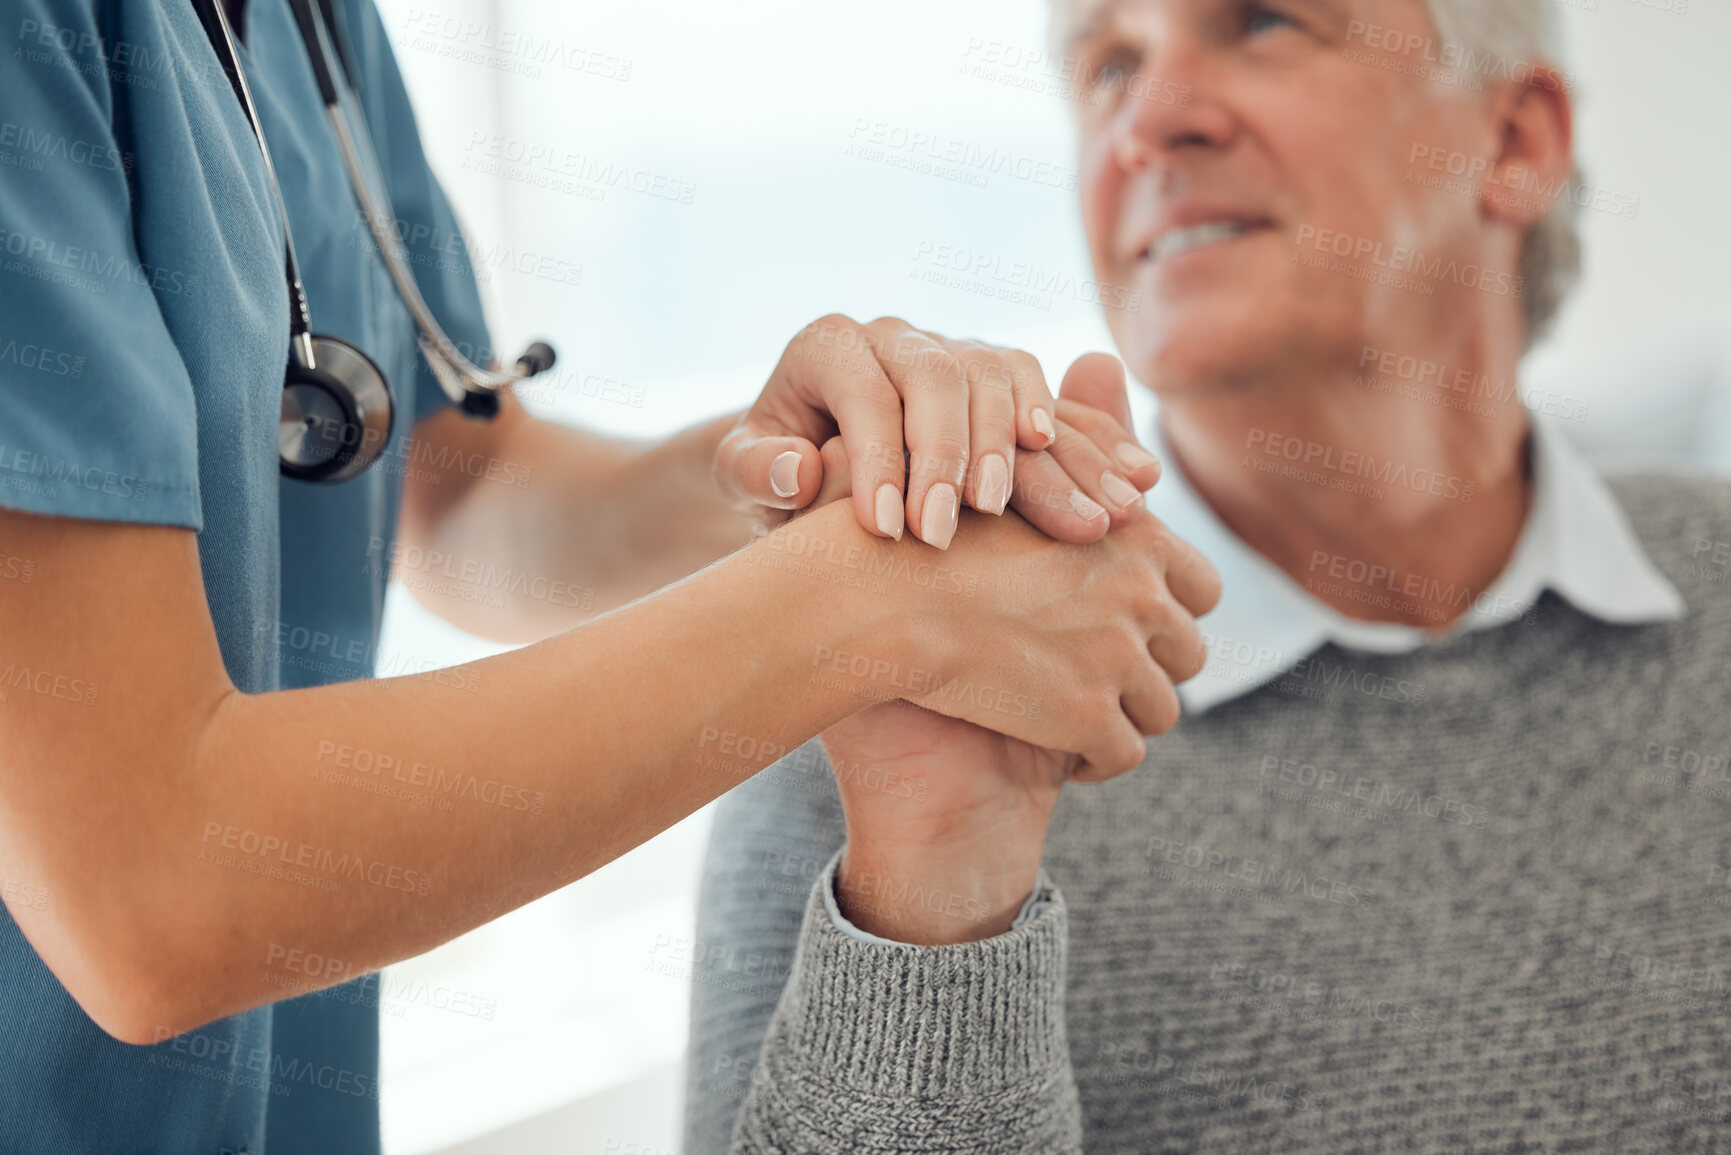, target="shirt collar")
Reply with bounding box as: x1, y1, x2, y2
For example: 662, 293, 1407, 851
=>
1147, 410, 1688, 715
